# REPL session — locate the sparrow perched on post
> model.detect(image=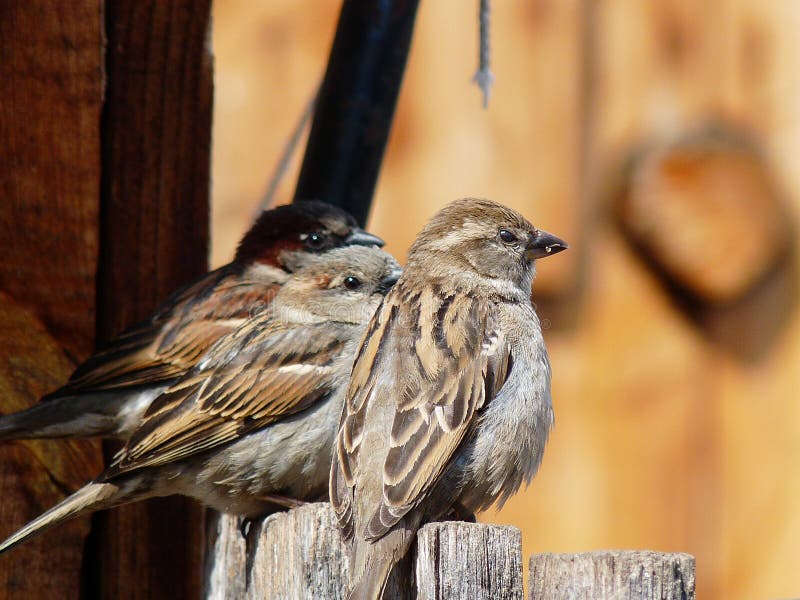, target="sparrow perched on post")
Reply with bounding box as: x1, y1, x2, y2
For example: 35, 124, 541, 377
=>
0, 201, 383, 442
0, 245, 402, 553
330, 198, 568, 600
